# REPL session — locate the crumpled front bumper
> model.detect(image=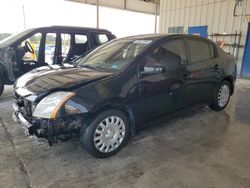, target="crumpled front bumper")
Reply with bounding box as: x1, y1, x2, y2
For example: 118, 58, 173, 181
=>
12, 102, 51, 139
12, 102, 81, 145
12, 103, 33, 136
